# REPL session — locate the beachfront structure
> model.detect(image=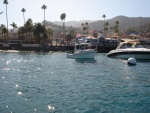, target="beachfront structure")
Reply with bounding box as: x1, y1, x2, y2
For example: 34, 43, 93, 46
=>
89, 30, 99, 38
0, 29, 18, 41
